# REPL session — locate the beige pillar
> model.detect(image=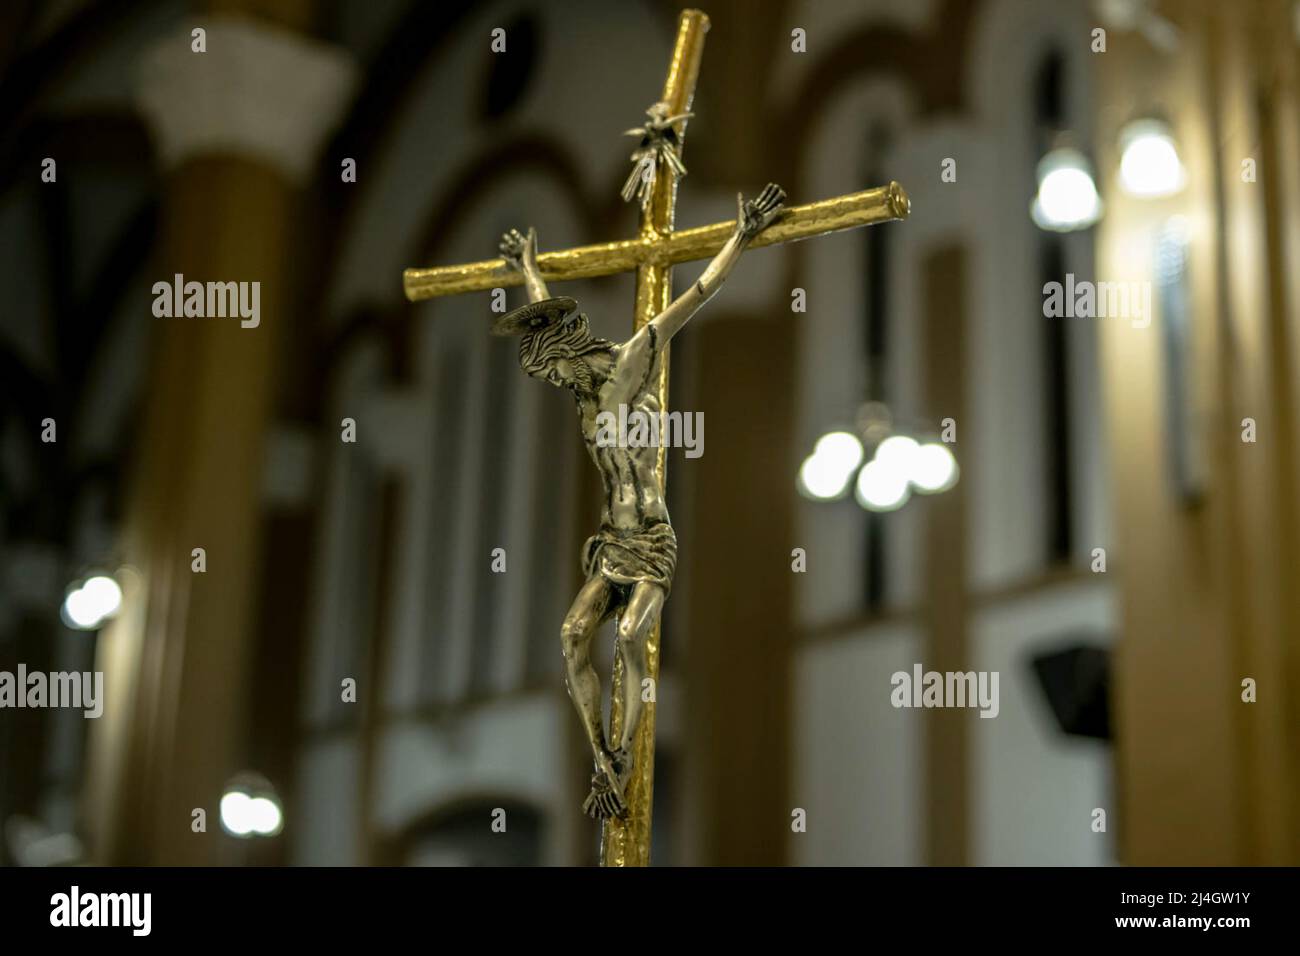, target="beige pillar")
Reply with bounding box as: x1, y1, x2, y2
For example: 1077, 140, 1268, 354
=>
83, 8, 354, 864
